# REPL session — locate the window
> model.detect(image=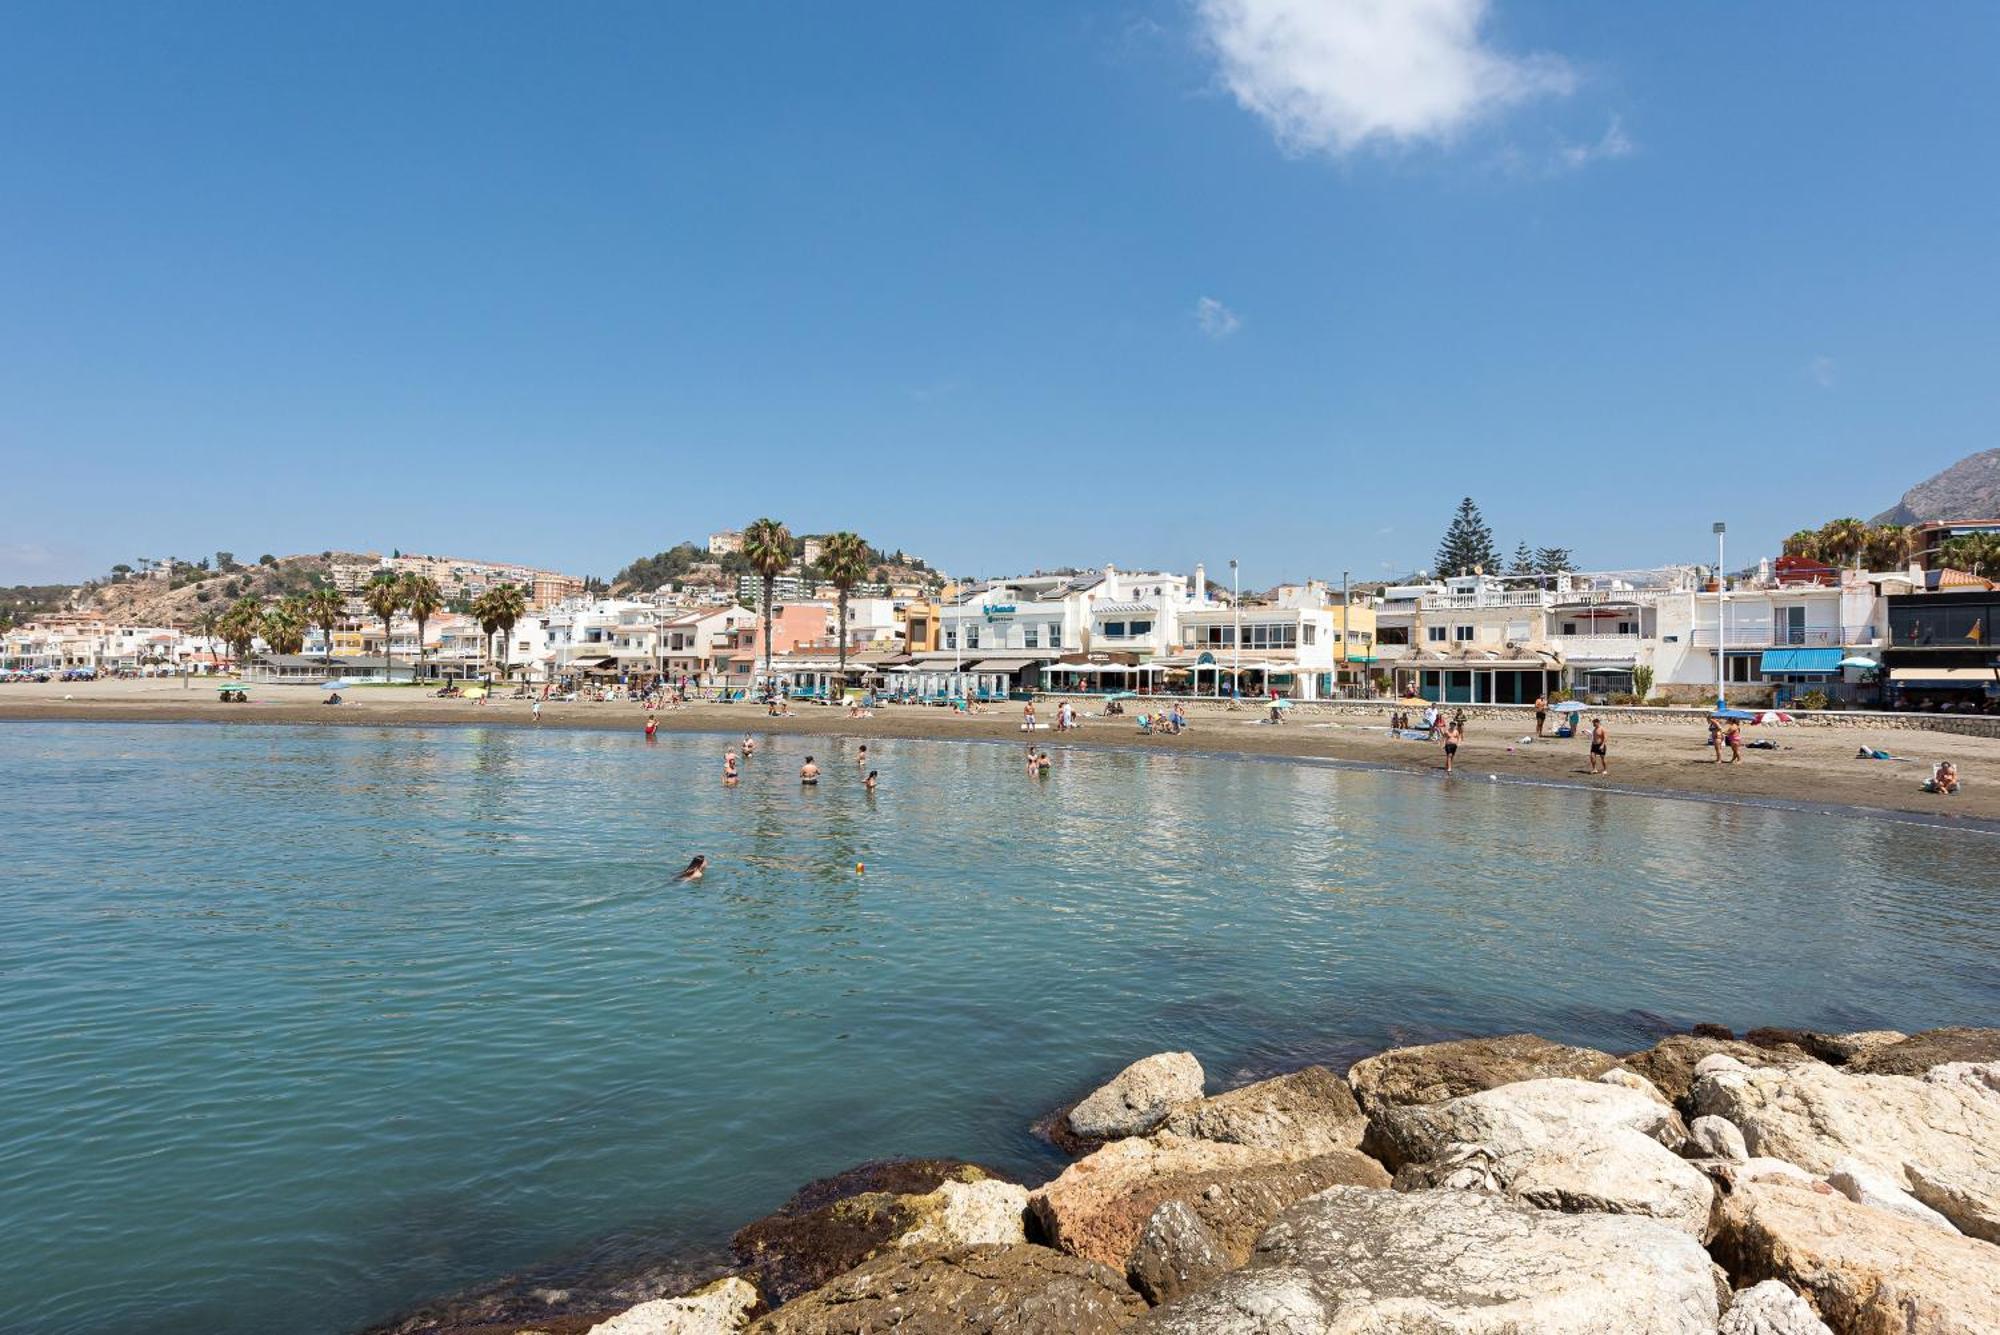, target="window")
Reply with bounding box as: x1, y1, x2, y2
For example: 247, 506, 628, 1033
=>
1427, 626, 1448, 643
1454, 625, 1475, 642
